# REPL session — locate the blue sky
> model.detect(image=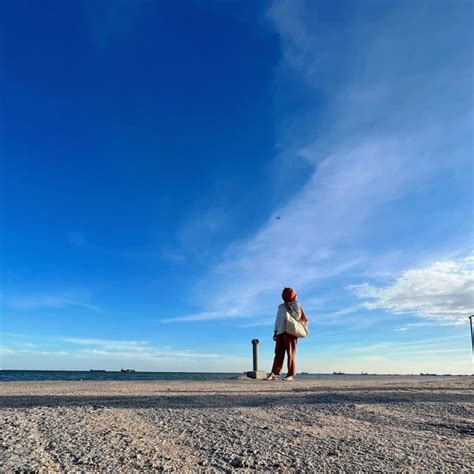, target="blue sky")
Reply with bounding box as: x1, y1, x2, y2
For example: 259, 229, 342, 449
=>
1, 0, 473, 373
